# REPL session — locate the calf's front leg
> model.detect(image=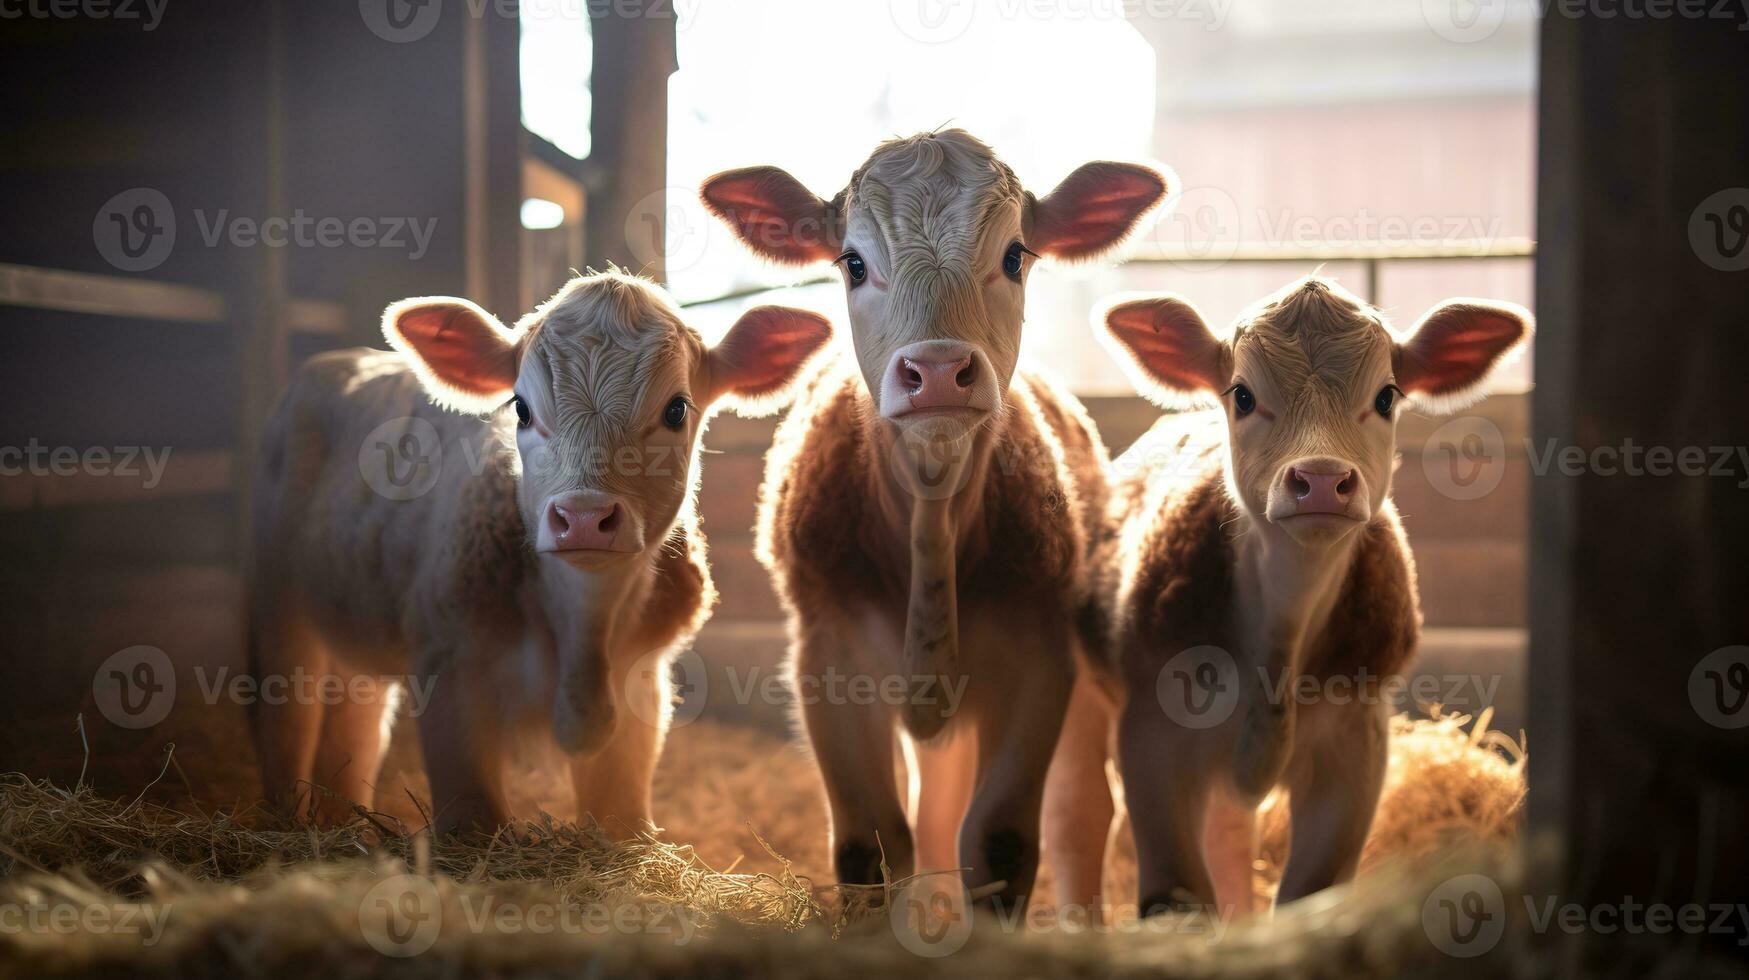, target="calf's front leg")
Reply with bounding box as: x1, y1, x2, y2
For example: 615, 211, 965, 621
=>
957, 613, 1074, 911
1274, 701, 1388, 904
416, 659, 511, 835
794, 615, 914, 888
